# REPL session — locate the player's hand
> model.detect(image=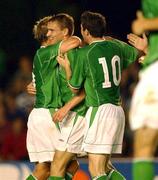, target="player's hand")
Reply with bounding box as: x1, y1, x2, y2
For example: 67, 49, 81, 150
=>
26, 82, 36, 95
52, 106, 69, 122
127, 33, 148, 54
57, 54, 70, 69
132, 11, 146, 35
